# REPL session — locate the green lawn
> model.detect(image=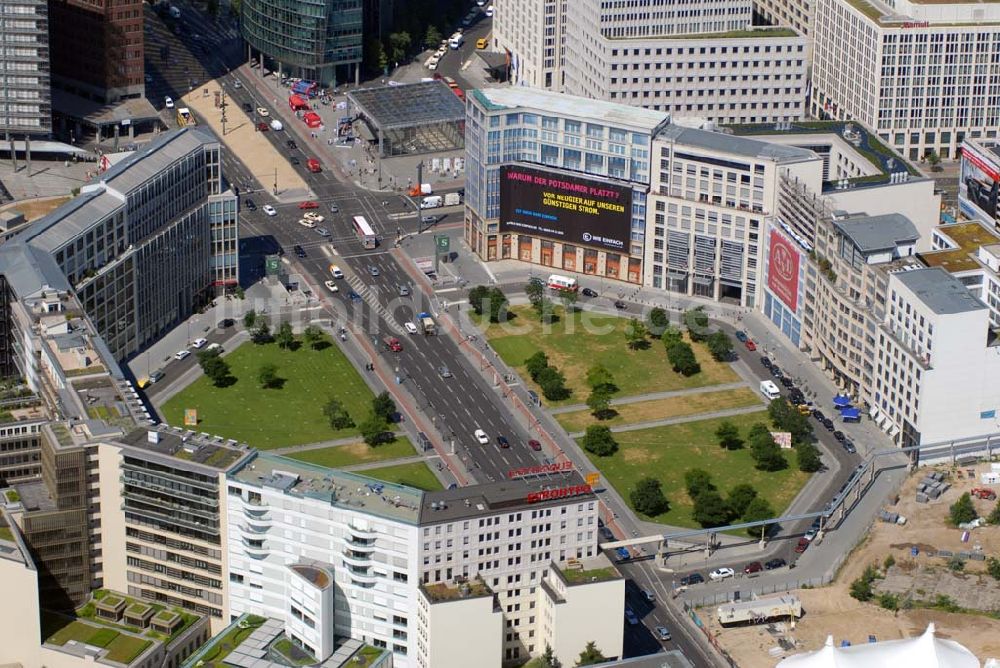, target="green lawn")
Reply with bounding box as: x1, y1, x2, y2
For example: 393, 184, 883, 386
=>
161, 338, 375, 448
362, 462, 444, 491
478, 306, 737, 405
46, 620, 150, 664
285, 437, 416, 468
555, 387, 761, 433
580, 411, 809, 528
